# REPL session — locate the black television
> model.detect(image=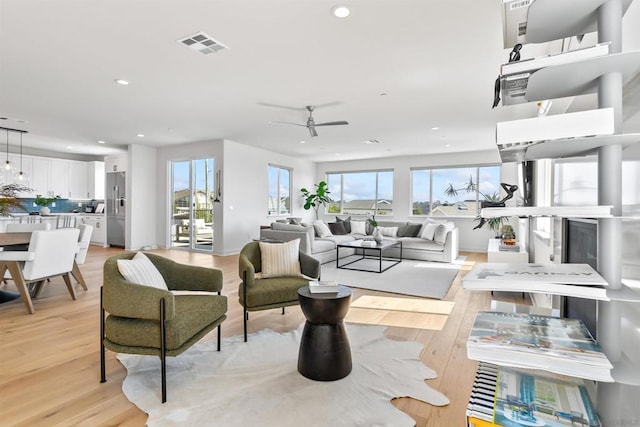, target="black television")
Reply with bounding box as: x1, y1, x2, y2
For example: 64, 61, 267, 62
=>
562, 218, 598, 339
